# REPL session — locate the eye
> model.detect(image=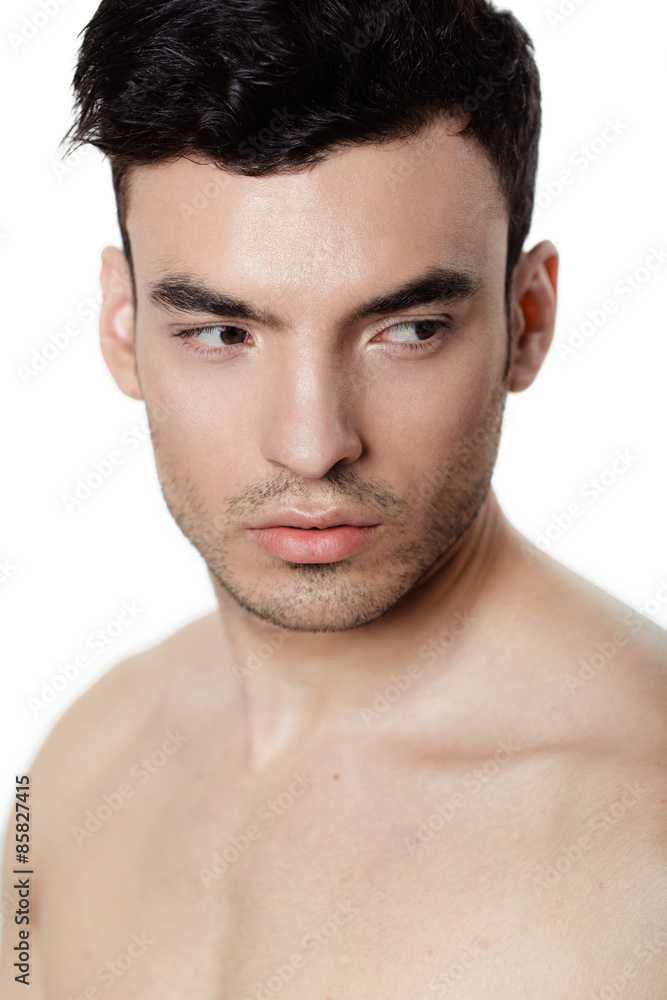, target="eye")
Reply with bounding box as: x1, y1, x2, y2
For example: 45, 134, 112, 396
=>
171, 324, 253, 357
171, 317, 454, 359
377, 319, 453, 351
175, 324, 250, 348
